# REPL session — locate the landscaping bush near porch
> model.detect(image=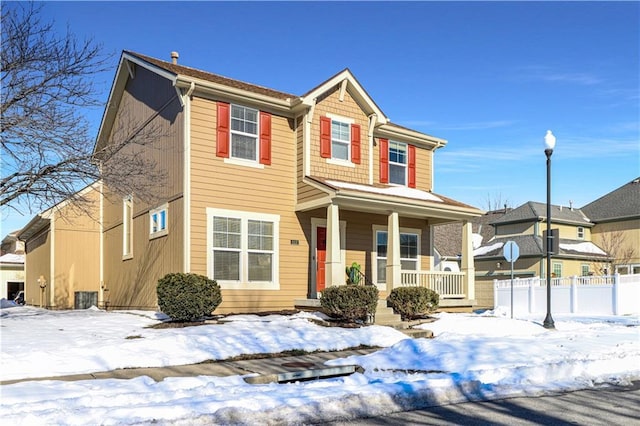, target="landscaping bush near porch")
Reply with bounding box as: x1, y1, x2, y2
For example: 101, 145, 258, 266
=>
388, 287, 439, 320
157, 273, 222, 322
320, 285, 378, 322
